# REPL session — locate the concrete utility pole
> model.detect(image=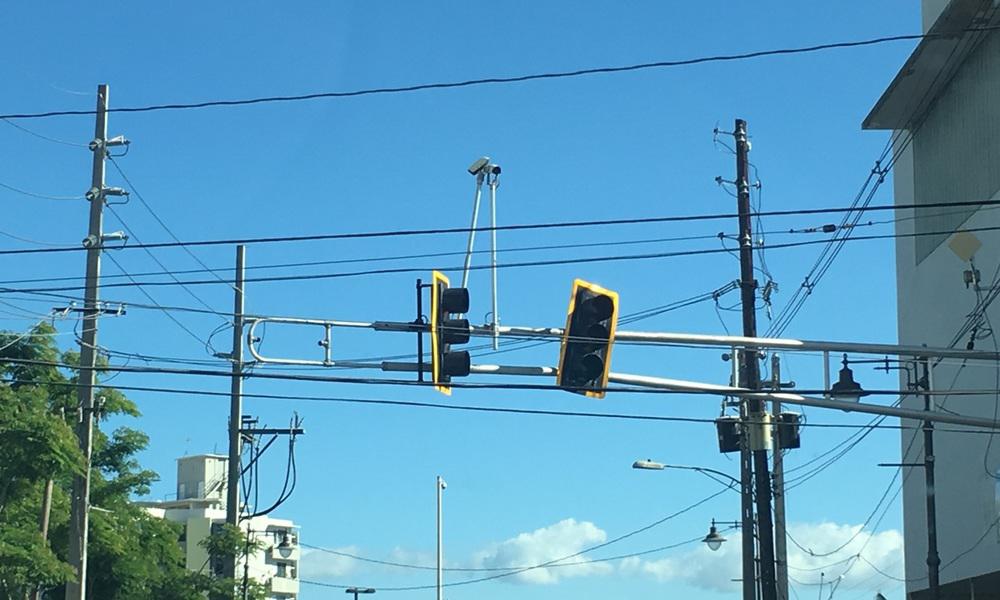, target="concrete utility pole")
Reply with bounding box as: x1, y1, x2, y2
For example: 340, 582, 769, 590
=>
734, 118, 778, 600
225, 245, 247, 580
65, 84, 110, 600
771, 355, 788, 600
